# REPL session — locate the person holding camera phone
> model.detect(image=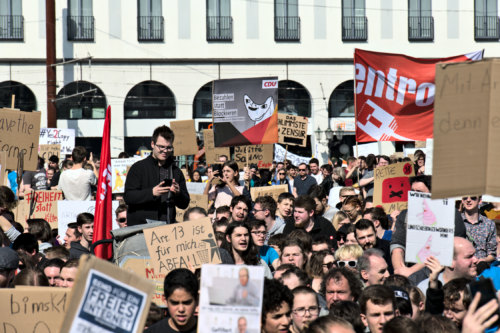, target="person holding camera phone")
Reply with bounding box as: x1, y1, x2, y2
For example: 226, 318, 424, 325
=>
204, 161, 243, 209
124, 125, 190, 225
